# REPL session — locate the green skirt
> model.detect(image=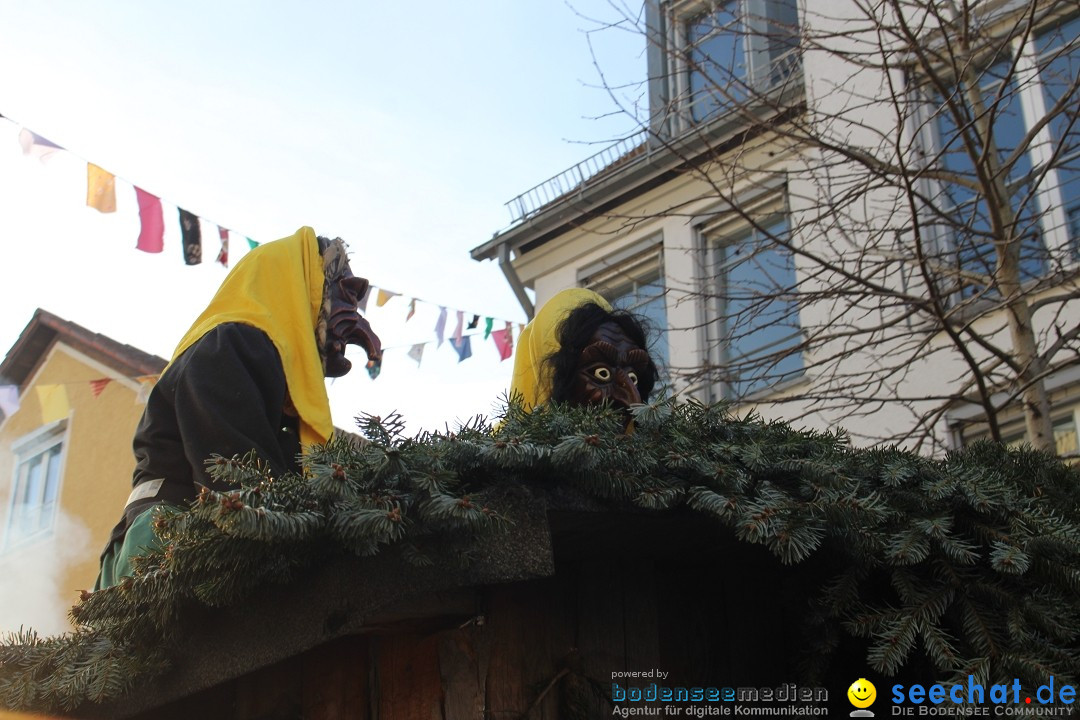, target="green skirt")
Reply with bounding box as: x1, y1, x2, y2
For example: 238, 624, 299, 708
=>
94, 504, 177, 590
